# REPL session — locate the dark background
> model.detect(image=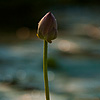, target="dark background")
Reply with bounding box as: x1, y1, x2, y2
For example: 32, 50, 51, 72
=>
0, 0, 100, 31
